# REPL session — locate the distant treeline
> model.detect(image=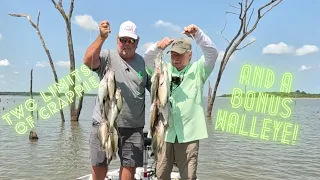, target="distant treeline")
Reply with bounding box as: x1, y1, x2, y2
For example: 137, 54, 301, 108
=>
0, 92, 97, 96
219, 90, 320, 98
